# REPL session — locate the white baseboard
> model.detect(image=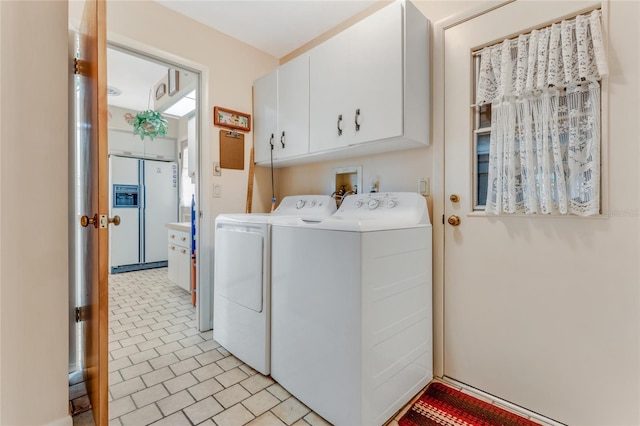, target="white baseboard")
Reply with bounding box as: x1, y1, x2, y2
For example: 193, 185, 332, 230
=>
45, 414, 73, 426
